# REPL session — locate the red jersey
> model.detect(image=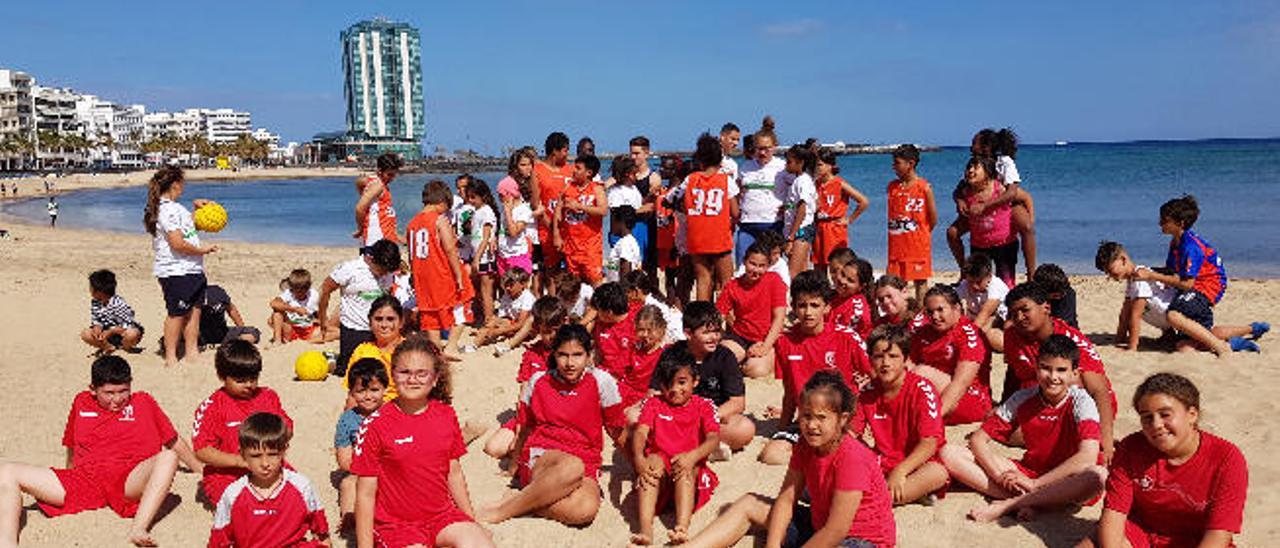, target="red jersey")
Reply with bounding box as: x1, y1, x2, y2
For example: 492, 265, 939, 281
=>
1105, 432, 1248, 547
62, 391, 177, 474
621, 342, 666, 408
208, 469, 328, 548
518, 369, 625, 477
193, 388, 293, 503
886, 177, 932, 261
534, 161, 573, 244
559, 179, 604, 259
982, 385, 1102, 476
850, 371, 945, 473
407, 209, 470, 312
789, 435, 896, 547
717, 272, 788, 342
637, 395, 720, 460
654, 183, 677, 250
683, 171, 736, 254
826, 293, 873, 340
349, 400, 467, 525
359, 176, 399, 246
593, 315, 636, 381
516, 340, 551, 384
774, 325, 872, 404
1003, 318, 1115, 413
910, 317, 993, 424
